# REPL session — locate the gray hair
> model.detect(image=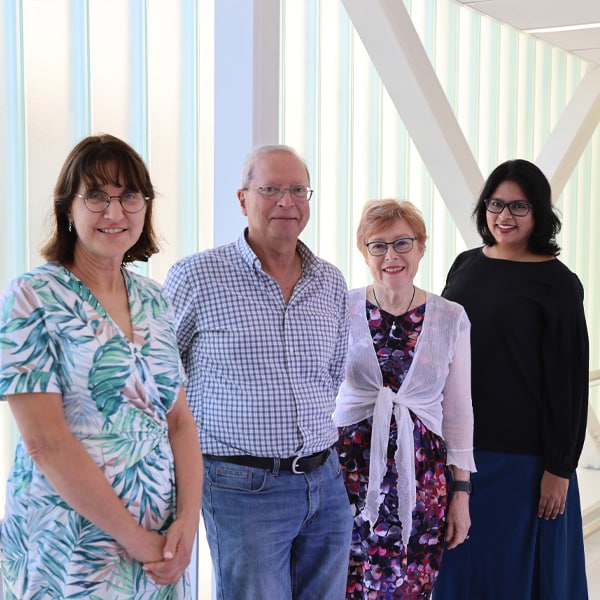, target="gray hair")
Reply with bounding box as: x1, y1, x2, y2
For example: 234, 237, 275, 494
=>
240, 144, 311, 188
